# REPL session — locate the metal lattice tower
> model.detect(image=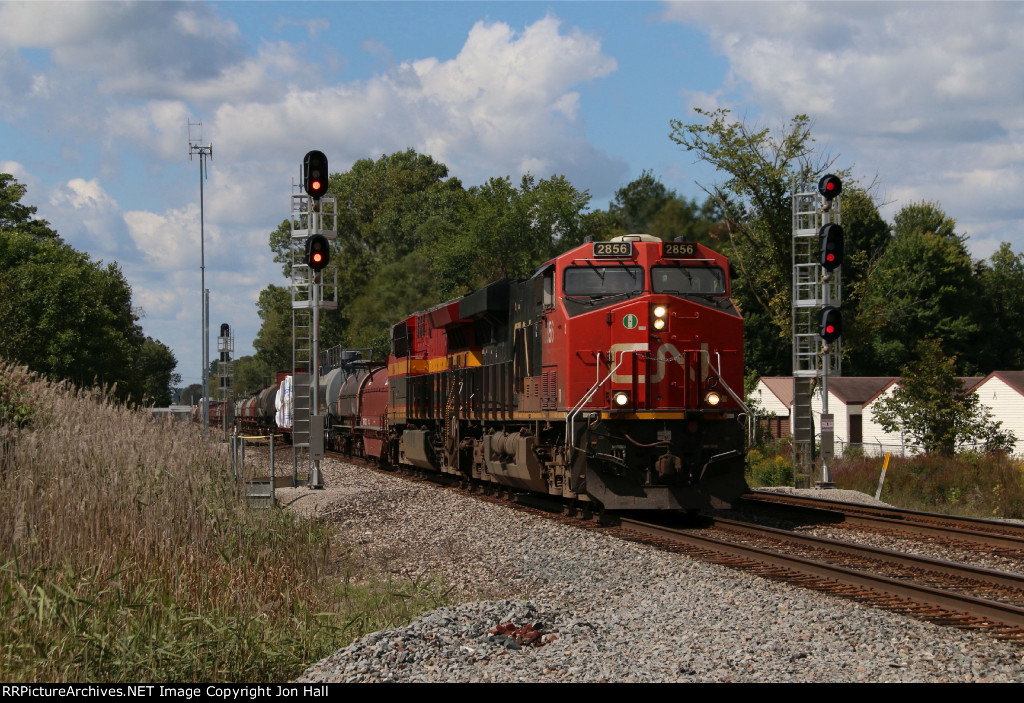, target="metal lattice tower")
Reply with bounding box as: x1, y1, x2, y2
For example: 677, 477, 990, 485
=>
216, 323, 234, 439
217, 324, 234, 400
791, 180, 841, 487
289, 185, 338, 483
